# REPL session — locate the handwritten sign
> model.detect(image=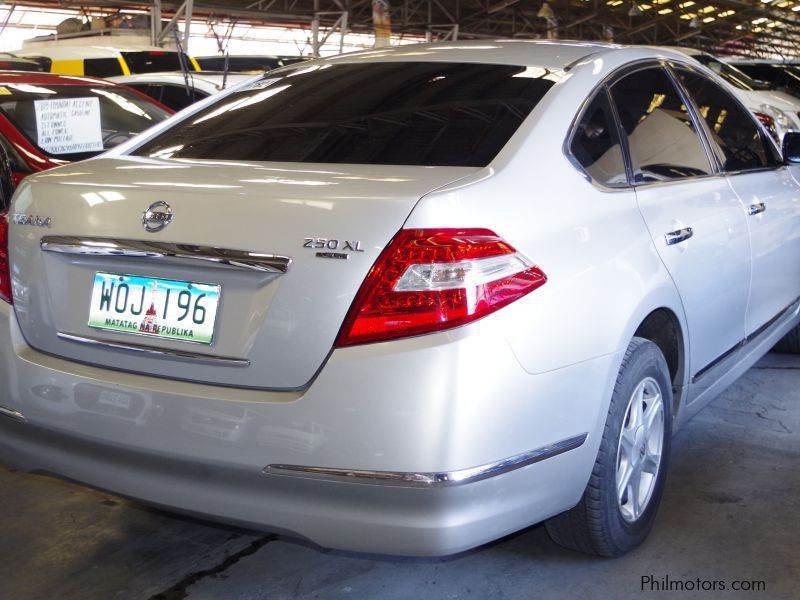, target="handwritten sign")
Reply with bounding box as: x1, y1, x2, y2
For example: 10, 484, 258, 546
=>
34, 97, 103, 154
